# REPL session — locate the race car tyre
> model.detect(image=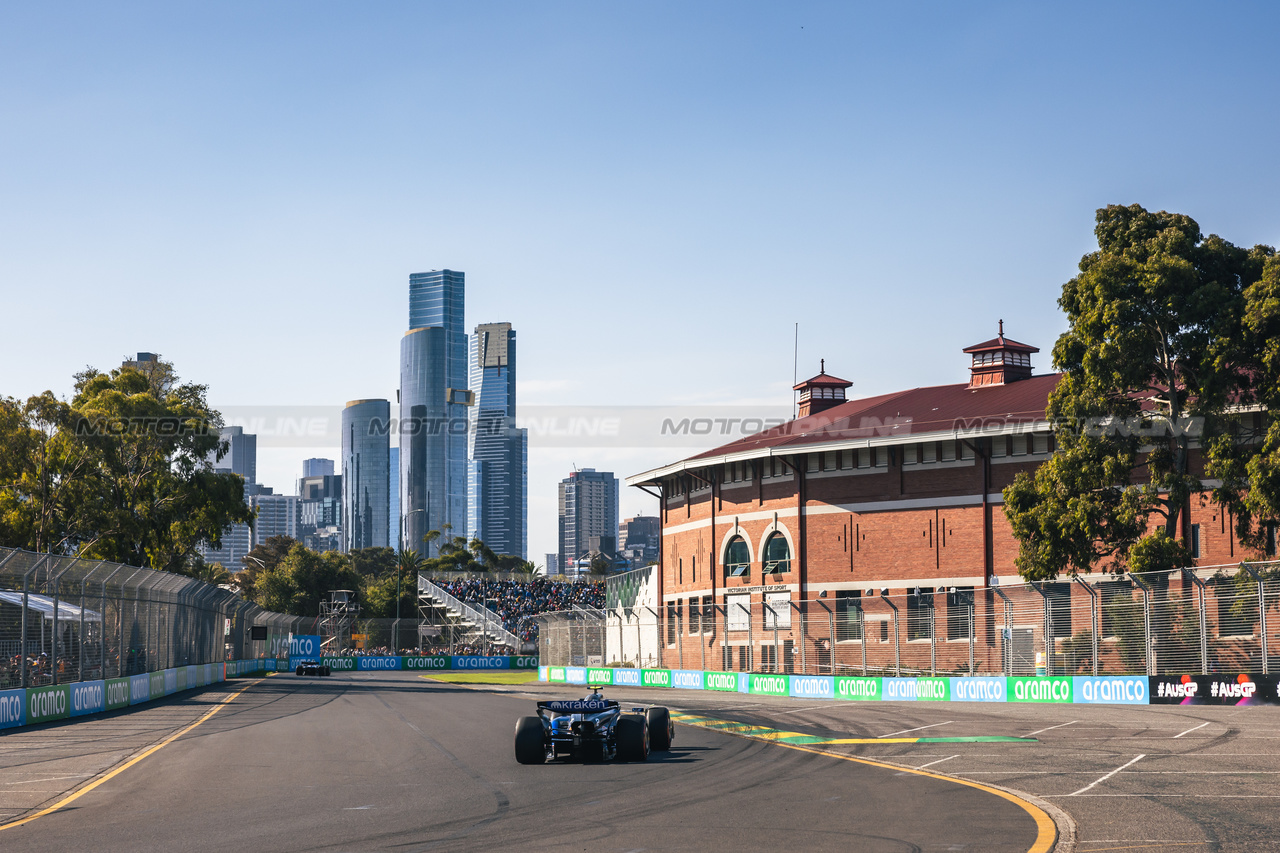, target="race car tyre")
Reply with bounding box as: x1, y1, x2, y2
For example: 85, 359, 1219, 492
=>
322, 666, 330, 676
647, 707, 672, 751
296, 666, 304, 676
616, 715, 649, 762
514, 716, 546, 765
